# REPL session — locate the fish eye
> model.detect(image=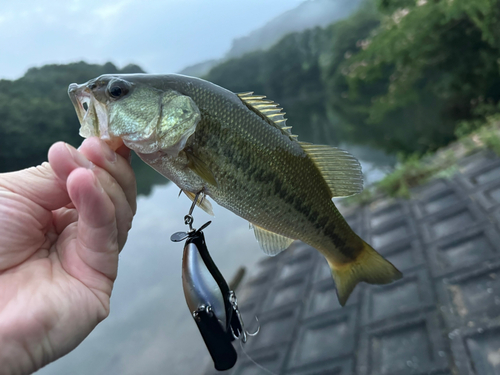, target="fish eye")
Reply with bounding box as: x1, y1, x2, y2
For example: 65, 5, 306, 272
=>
109, 86, 122, 98
107, 80, 130, 100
